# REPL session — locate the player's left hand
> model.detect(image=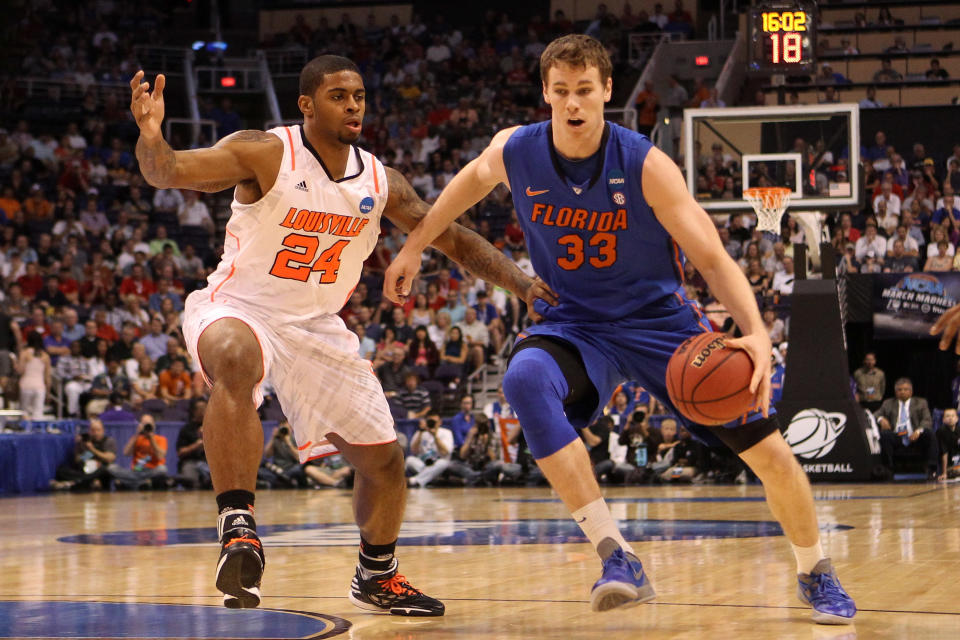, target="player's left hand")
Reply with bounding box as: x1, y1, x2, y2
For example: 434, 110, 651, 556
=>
523, 276, 559, 323
725, 333, 773, 417
930, 302, 960, 354
384, 245, 423, 304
